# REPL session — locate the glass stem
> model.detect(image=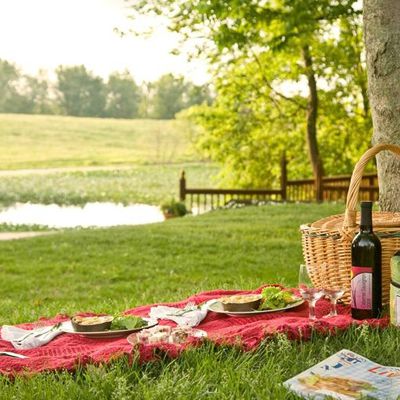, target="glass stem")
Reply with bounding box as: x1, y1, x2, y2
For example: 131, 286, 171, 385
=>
330, 299, 337, 317
308, 300, 316, 320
